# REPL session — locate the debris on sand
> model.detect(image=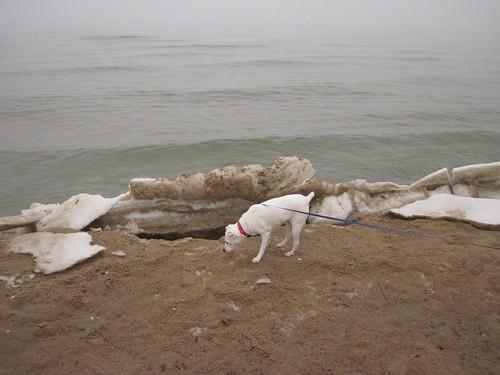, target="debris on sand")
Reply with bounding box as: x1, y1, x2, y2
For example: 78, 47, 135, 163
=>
345, 291, 360, 299
227, 301, 241, 312
0, 274, 34, 288
255, 277, 271, 285
190, 327, 206, 337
